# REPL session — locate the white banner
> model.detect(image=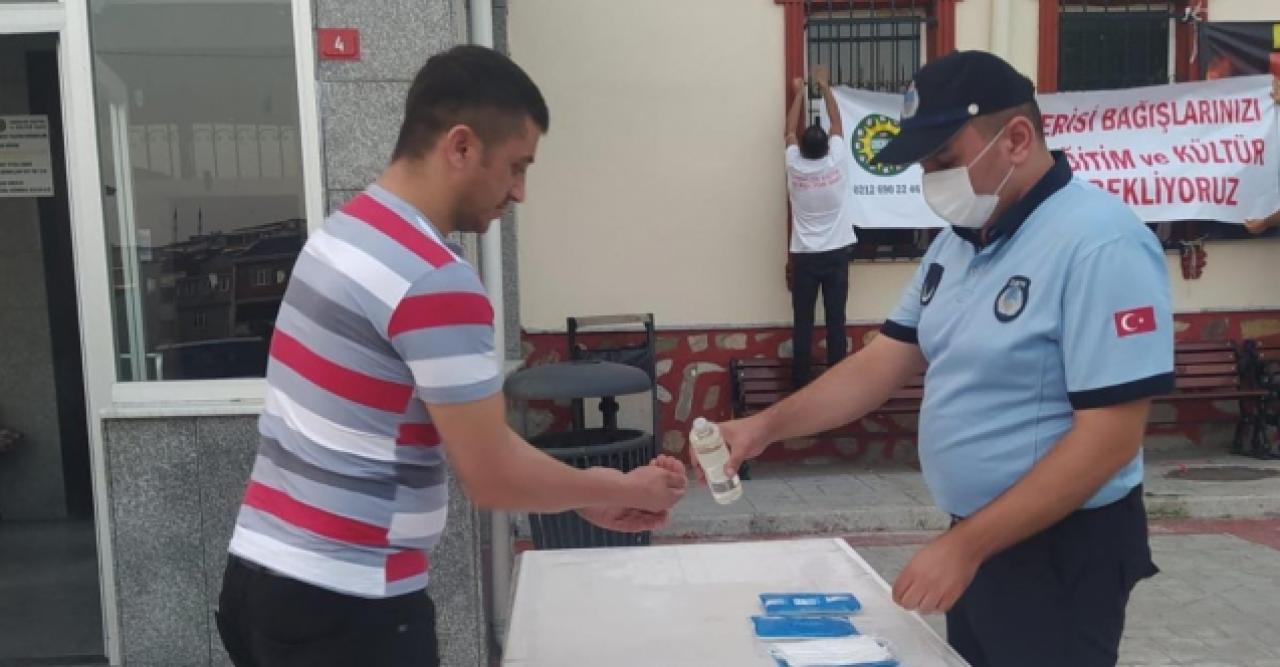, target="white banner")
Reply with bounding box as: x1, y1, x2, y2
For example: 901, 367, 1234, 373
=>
826, 75, 1280, 227
1042, 75, 1278, 223
824, 88, 948, 229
